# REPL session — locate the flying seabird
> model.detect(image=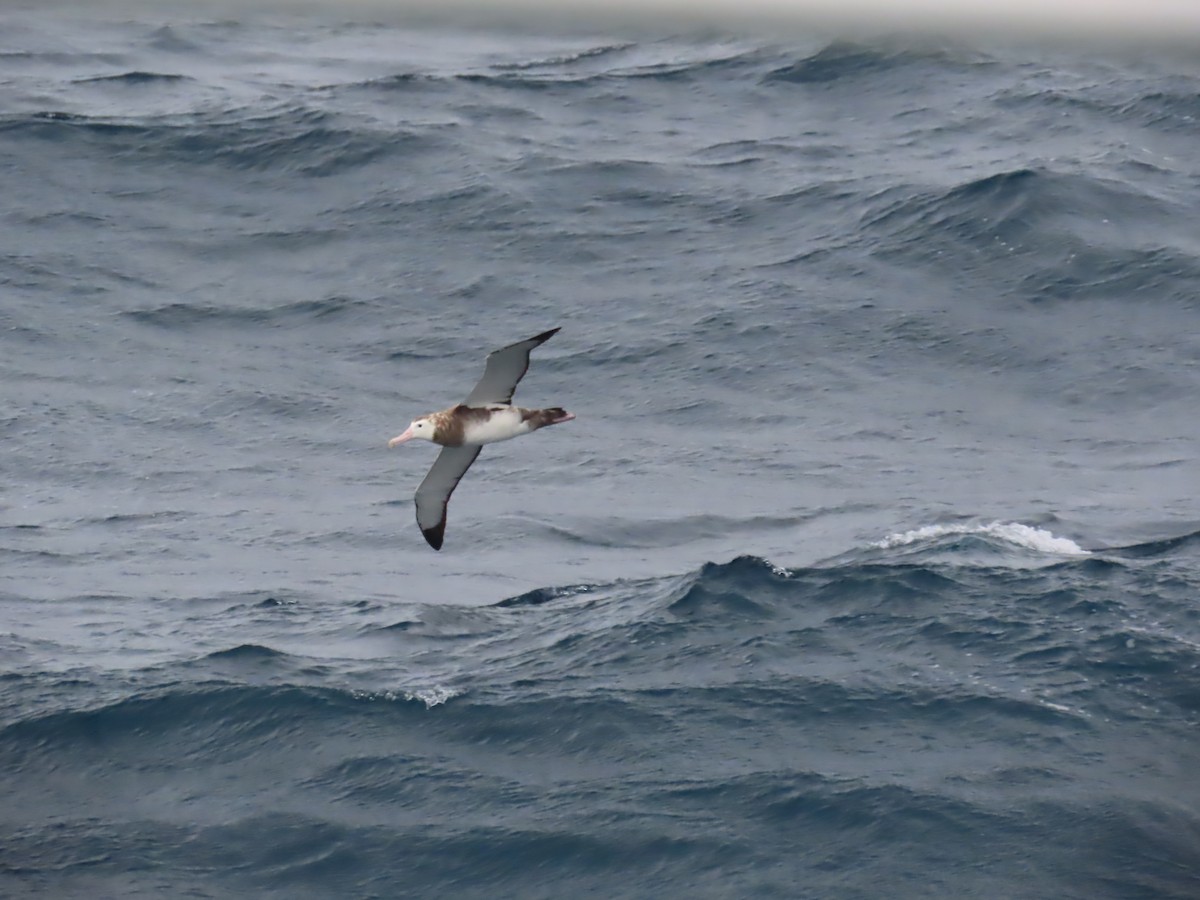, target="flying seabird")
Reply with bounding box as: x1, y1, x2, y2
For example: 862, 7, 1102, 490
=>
388, 327, 574, 550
